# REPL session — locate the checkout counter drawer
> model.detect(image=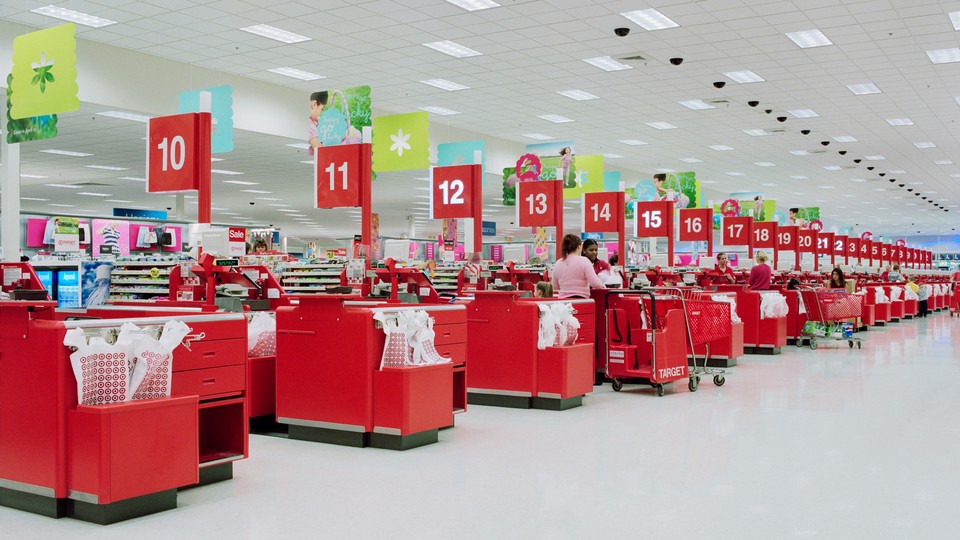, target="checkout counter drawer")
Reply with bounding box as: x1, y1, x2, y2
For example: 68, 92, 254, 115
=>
173, 365, 245, 399
173, 339, 246, 372
434, 324, 466, 346
435, 342, 466, 366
